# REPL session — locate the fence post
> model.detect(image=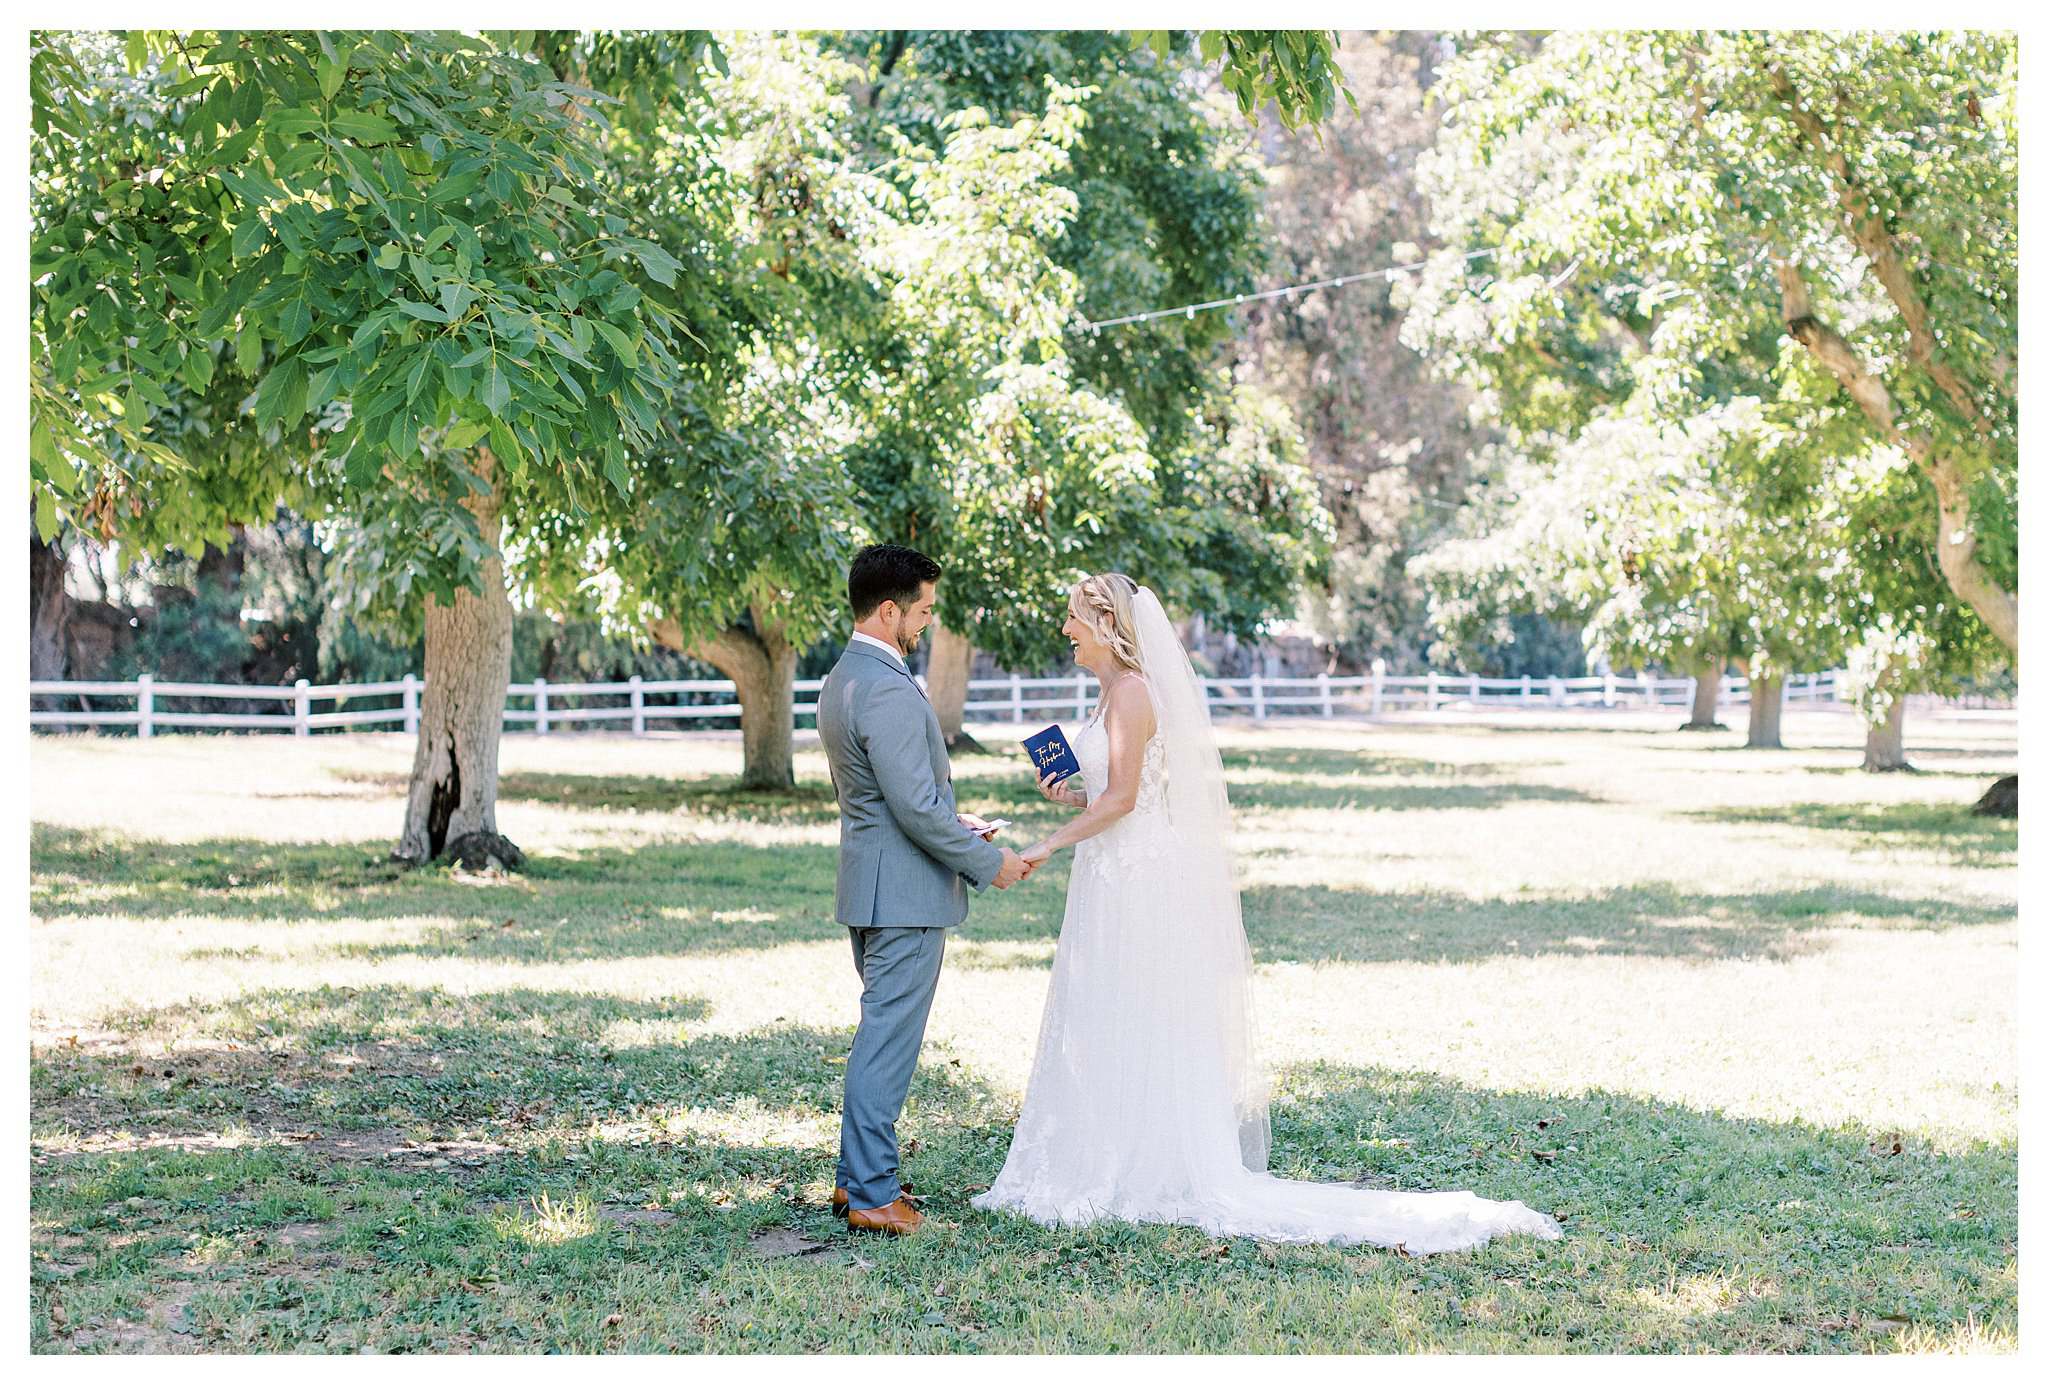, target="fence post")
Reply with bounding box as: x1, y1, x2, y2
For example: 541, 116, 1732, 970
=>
534, 677, 548, 734
1521, 673, 1532, 703
293, 678, 311, 737
1603, 671, 1616, 707
1469, 673, 1481, 703
1012, 673, 1025, 723
1251, 672, 1267, 720
1427, 670, 1440, 711
402, 674, 420, 736
136, 674, 153, 739
1550, 675, 1564, 706
1371, 658, 1385, 716
629, 675, 644, 736
1319, 670, 1333, 718
1074, 675, 1088, 721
